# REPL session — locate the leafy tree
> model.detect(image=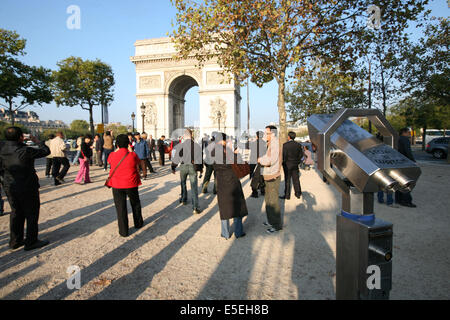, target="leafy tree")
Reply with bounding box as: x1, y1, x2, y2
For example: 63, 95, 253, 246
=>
286, 61, 366, 122
171, 0, 429, 142
365, 34, 404, 116
105, 123, 128, 135
358, 4, 429, 117
40, 128, 85, 141
399, 18, 449, 148
0, 29, 26, 57
52, 57, 115, 136
70, 119, 90, 132
0, 29, 53, 125
0, 120, 29, 140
